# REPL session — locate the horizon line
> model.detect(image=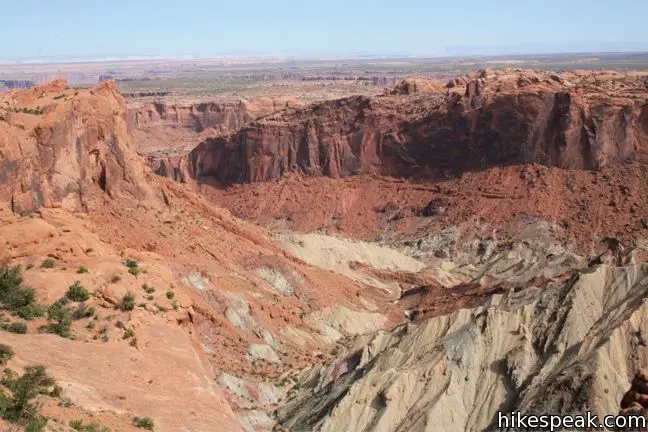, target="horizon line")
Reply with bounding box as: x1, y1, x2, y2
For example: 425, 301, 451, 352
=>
2, 50, 648, 66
